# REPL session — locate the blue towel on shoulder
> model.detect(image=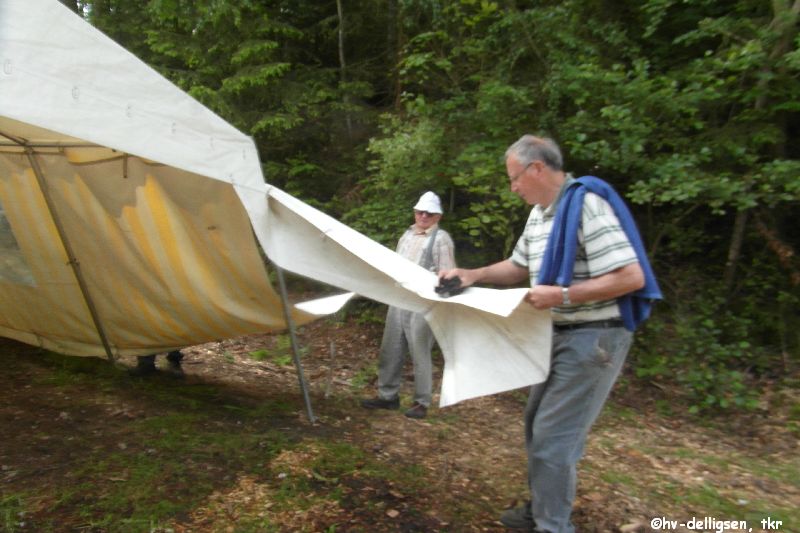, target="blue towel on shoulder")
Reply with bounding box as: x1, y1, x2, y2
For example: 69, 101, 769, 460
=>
536, 176, 662, 331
